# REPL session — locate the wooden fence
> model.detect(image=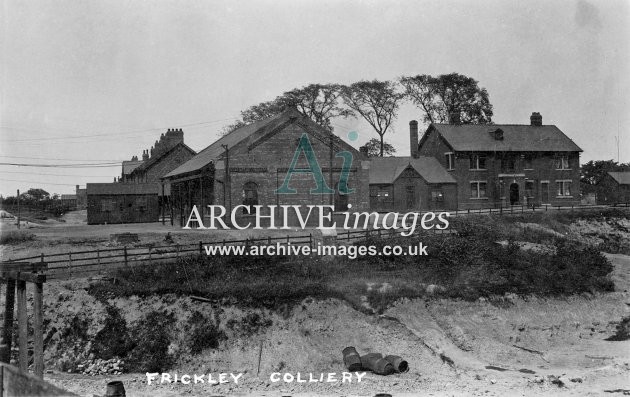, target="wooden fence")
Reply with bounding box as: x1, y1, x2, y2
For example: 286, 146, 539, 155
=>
4, 203, 629, 280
